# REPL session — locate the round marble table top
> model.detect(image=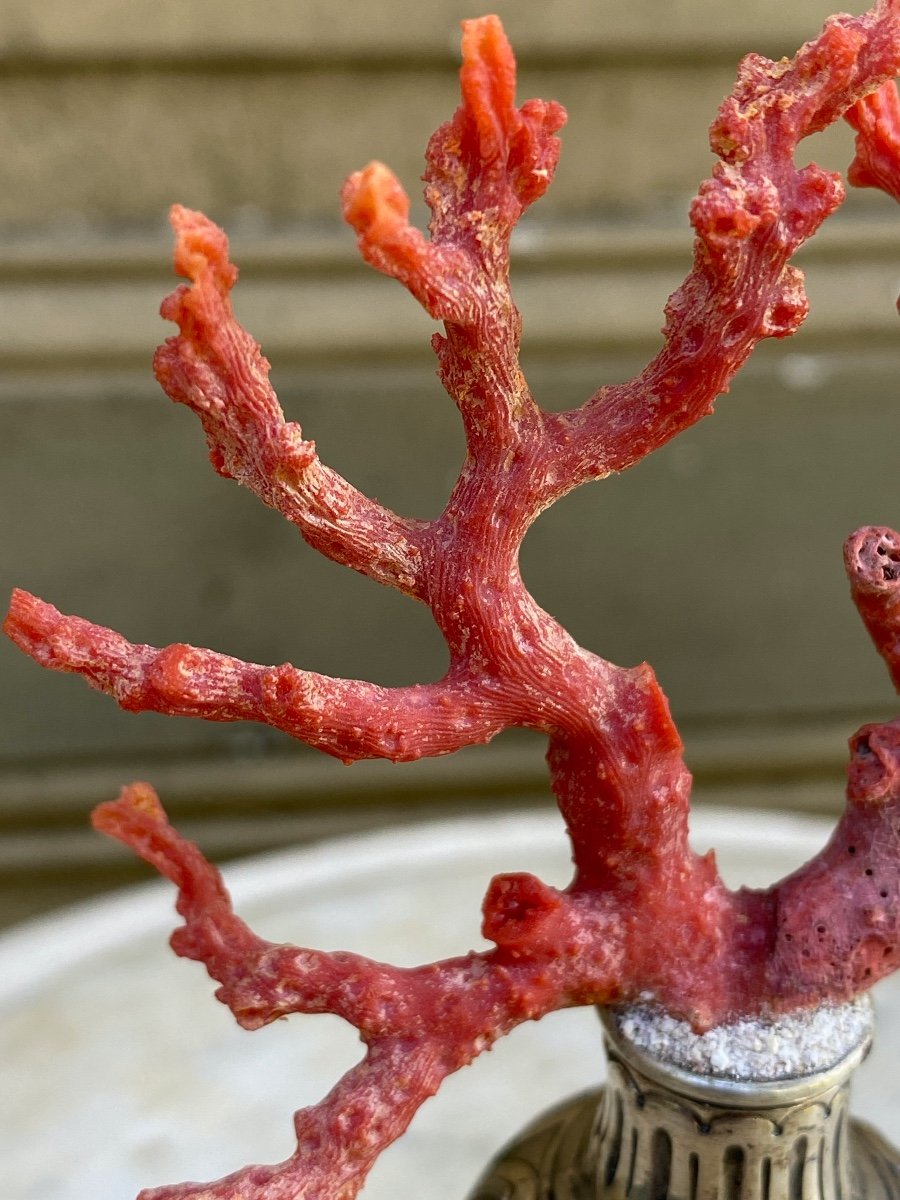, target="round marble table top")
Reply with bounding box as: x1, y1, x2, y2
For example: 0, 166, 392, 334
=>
1, 807, 897, 1200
